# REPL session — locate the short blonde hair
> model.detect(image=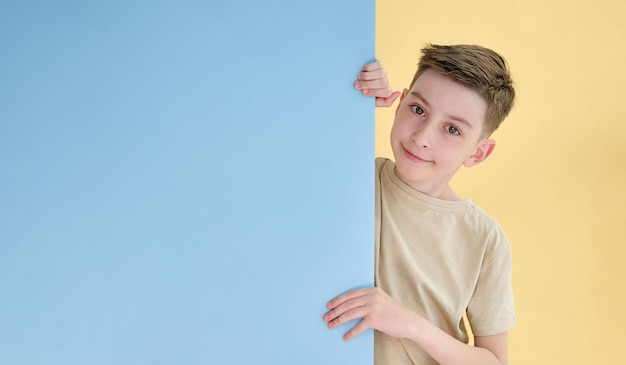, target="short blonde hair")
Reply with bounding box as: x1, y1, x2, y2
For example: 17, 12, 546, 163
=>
410, 44, 515, 136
